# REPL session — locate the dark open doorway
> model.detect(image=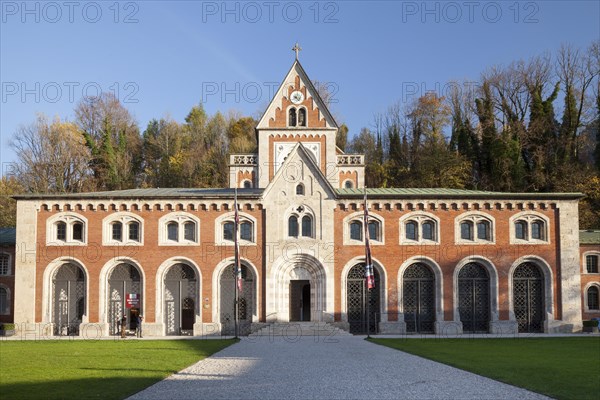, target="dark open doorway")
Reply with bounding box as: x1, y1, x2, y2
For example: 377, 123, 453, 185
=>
290, 280, 311, 321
